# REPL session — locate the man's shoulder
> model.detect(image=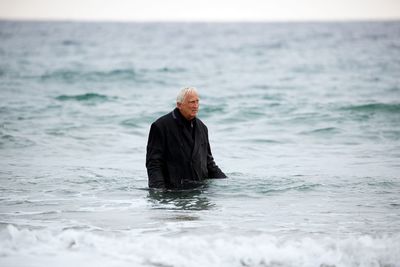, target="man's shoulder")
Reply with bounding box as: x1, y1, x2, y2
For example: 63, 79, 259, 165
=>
195, 117, 208, 133
153, 110, 174, 126
195, 117, 206, 127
